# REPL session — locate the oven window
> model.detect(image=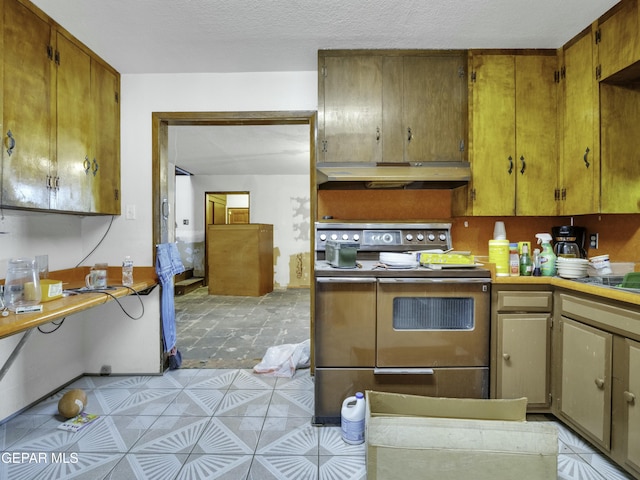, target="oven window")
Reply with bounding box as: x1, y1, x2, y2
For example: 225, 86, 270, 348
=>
392, 297, 474, 330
